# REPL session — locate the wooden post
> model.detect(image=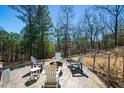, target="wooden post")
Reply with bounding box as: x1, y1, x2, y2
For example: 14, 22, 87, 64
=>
107, 53, 110, 88
123, 56, 124, 82
93, 53, 96, 71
